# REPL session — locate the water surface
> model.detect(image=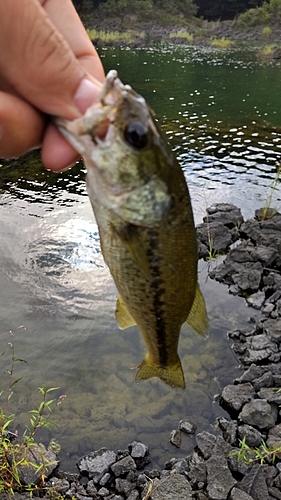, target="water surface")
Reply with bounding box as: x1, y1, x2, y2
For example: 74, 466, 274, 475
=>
1, 43, 281, 471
